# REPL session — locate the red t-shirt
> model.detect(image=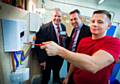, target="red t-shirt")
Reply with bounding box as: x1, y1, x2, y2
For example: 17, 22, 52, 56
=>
73, 36, 120, 84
